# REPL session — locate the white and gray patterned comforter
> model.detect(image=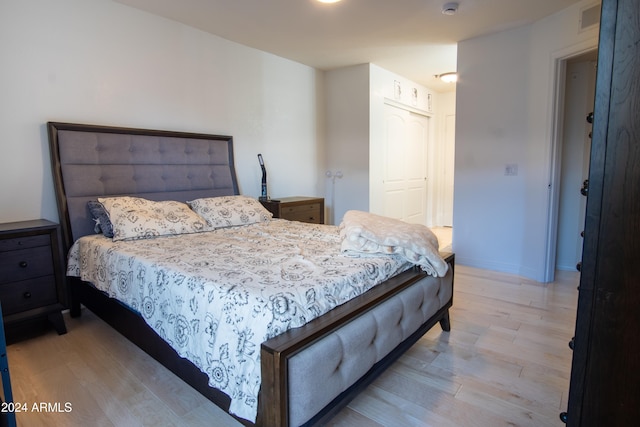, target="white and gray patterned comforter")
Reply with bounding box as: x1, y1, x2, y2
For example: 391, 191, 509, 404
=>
67, 219, 411, 422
